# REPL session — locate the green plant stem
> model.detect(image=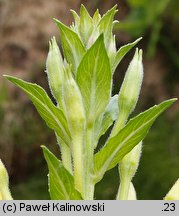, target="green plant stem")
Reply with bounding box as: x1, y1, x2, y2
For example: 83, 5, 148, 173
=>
60, 143, 73, 174
110, 112, 132, 200
111, 113, 127, 137
83, 126, 95, 200
72, 133, 84, 197
56, 135, 72, 174
116, 167, 131, 200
